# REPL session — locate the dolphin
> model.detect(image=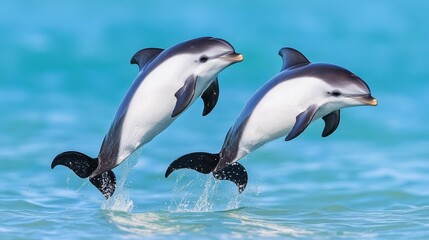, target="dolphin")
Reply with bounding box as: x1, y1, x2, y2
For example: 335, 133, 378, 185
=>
165, 47, 378, 193
52, 37, 243, 198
